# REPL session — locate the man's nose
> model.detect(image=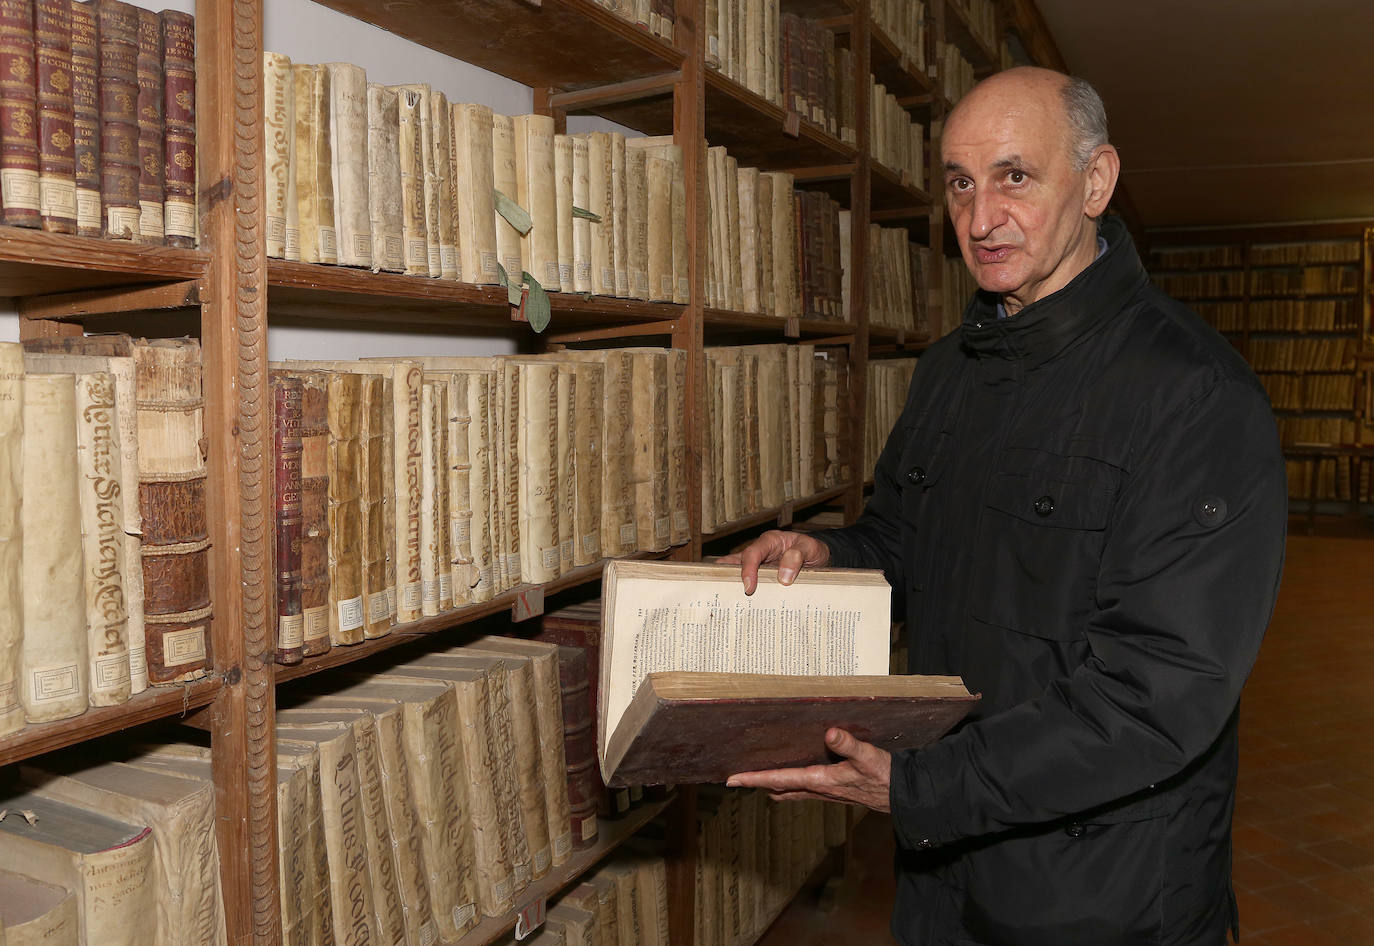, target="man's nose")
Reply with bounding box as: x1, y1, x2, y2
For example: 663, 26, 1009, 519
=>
968, 188, 1005, 240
